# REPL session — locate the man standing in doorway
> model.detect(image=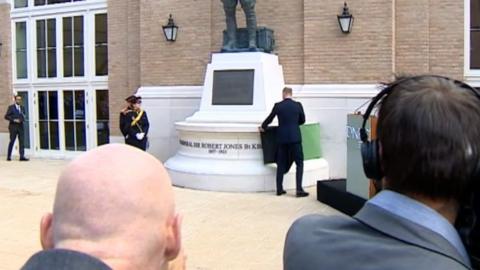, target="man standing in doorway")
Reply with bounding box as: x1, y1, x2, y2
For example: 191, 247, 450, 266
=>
4, 95, 28, 161
259, 87, 308, 197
